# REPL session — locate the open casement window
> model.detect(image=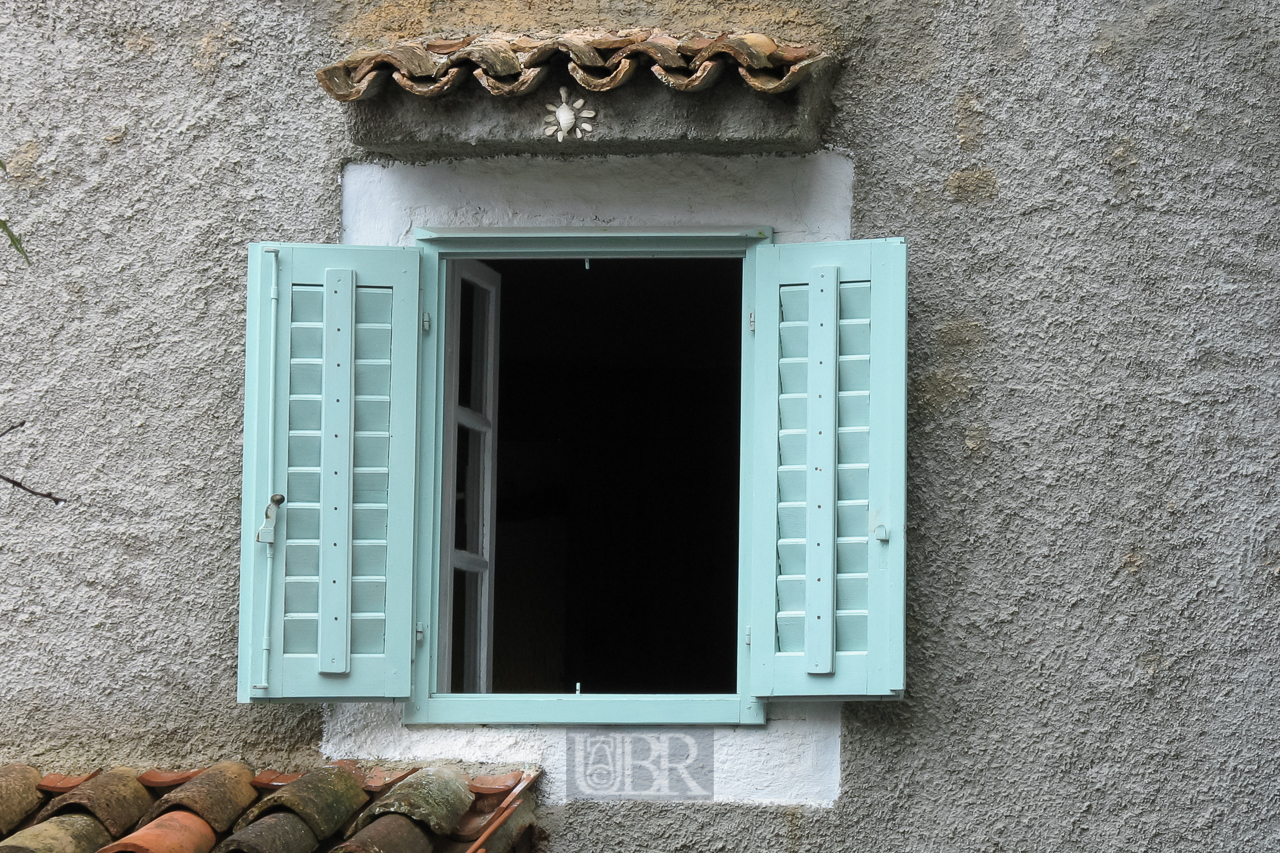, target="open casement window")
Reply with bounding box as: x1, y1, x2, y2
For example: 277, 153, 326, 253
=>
439, 260, 501, 695
239, 231, 906, 721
